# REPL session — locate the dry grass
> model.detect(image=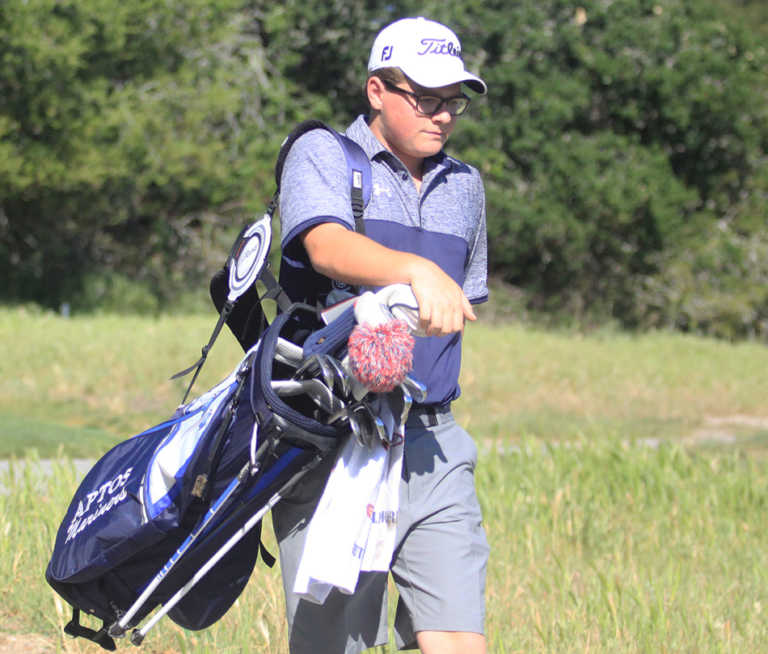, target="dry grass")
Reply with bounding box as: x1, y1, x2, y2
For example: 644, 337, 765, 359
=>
2, 307, 768, 651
